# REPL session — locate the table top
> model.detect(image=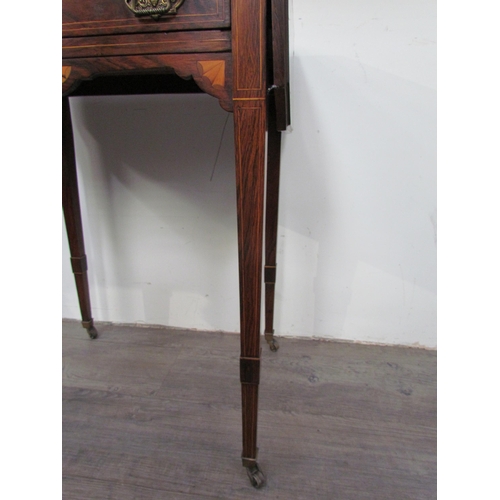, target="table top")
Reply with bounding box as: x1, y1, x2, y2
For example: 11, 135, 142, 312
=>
62, 0, 290, 128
